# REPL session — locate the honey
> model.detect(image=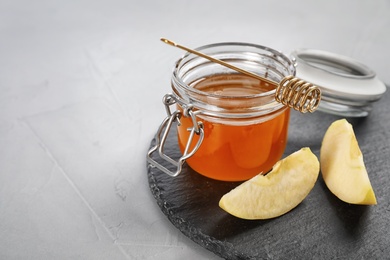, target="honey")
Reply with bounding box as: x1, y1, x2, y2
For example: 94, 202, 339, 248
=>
147, 42, 296, 180
177, 74, 290, 181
